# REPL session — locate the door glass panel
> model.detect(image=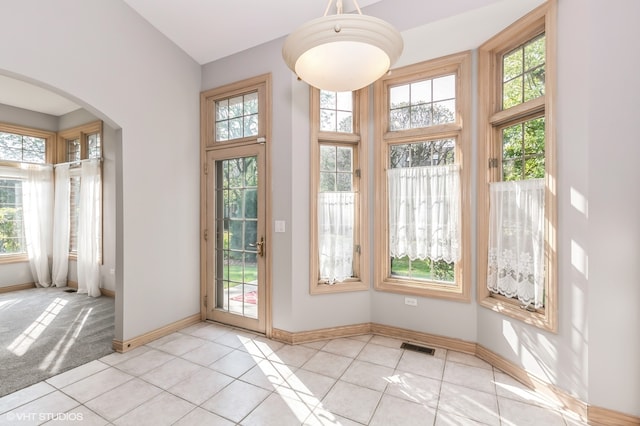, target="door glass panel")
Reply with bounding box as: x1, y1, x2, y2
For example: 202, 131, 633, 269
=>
215, 156, 259, 319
